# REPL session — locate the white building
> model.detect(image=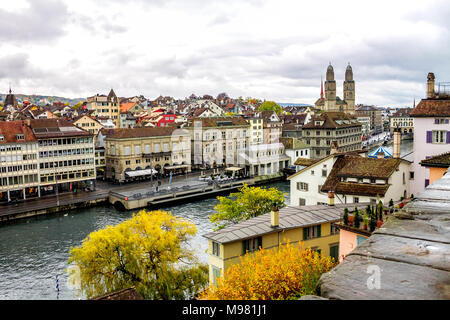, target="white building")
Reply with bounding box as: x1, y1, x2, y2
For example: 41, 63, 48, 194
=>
288, 150, 411, 206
